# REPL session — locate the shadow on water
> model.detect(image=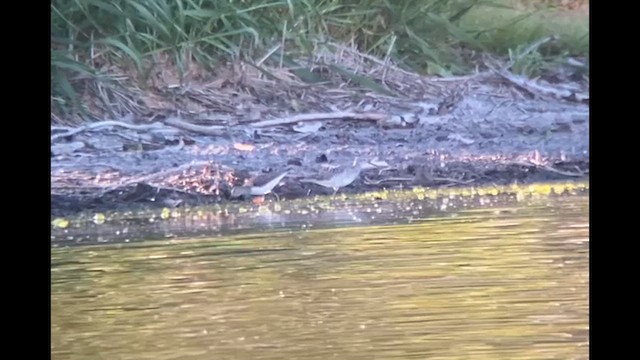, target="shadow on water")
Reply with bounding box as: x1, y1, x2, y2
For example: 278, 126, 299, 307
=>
51, 187, 588, 360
